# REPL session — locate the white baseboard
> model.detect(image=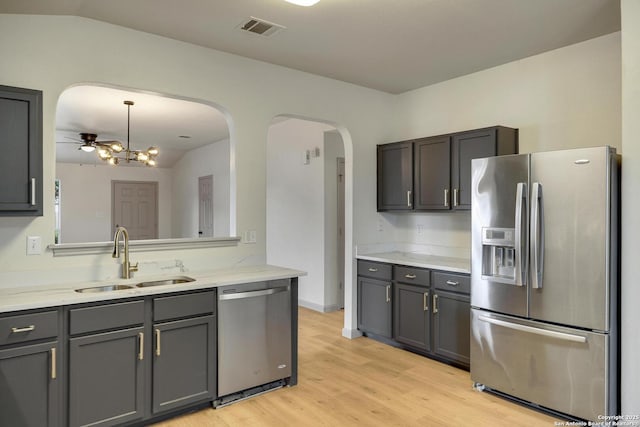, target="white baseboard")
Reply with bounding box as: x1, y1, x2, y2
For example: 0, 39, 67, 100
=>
342, 328, 363, 339
298, 300, 344, 313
